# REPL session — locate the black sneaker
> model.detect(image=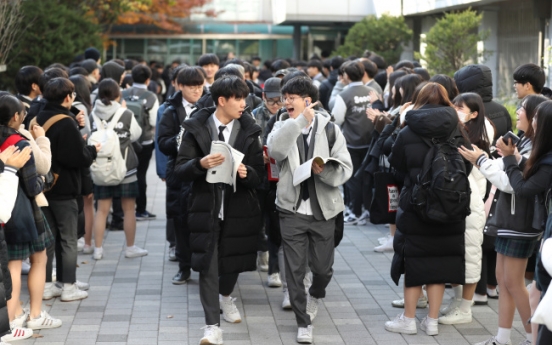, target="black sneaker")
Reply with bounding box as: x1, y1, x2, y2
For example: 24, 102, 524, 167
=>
135, 211, 156, 221
172, 269, 191, 285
